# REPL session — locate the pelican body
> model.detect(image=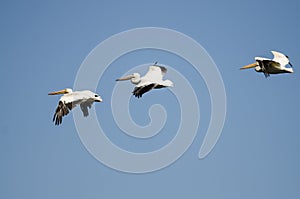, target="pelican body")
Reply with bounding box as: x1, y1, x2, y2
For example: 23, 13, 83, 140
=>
48, 88, 102, 125
116, 63, 173, 98
240, 51, 293, 78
